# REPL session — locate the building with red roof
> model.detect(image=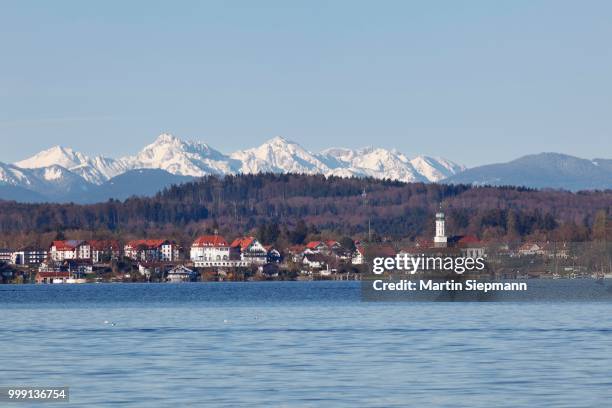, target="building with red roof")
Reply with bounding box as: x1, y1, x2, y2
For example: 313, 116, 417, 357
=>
231, 236, 267, 265
190, 235, 237, 267
50, 240, 91, 261
124, 239, 179, 262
